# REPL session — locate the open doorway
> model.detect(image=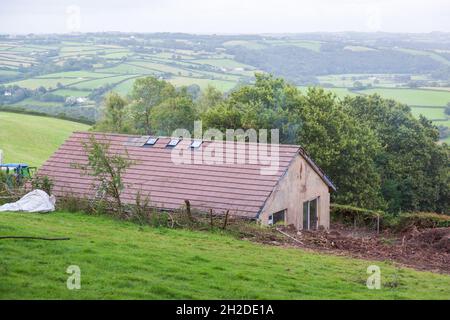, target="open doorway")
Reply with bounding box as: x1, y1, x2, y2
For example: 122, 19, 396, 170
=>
302, 198, 319, 230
